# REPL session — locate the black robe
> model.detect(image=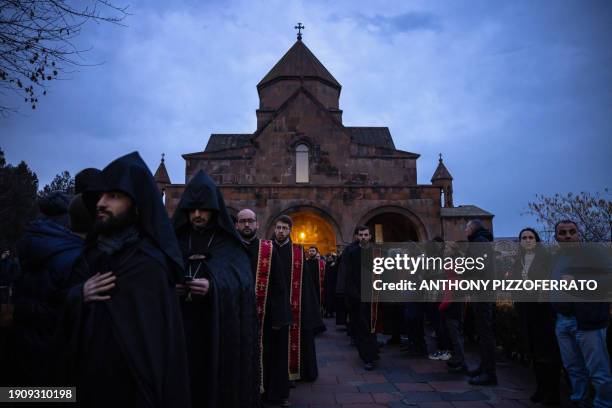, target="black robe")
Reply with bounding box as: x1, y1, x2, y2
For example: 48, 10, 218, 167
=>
323, 259, 338, 315
343, 243, 379, 363
172, 170, 257, 408
300, 258, 325, 381
258, 239, 293, 401
243, 238, 260, 279
61, 240, 190, 408
56, 152, 190, 408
